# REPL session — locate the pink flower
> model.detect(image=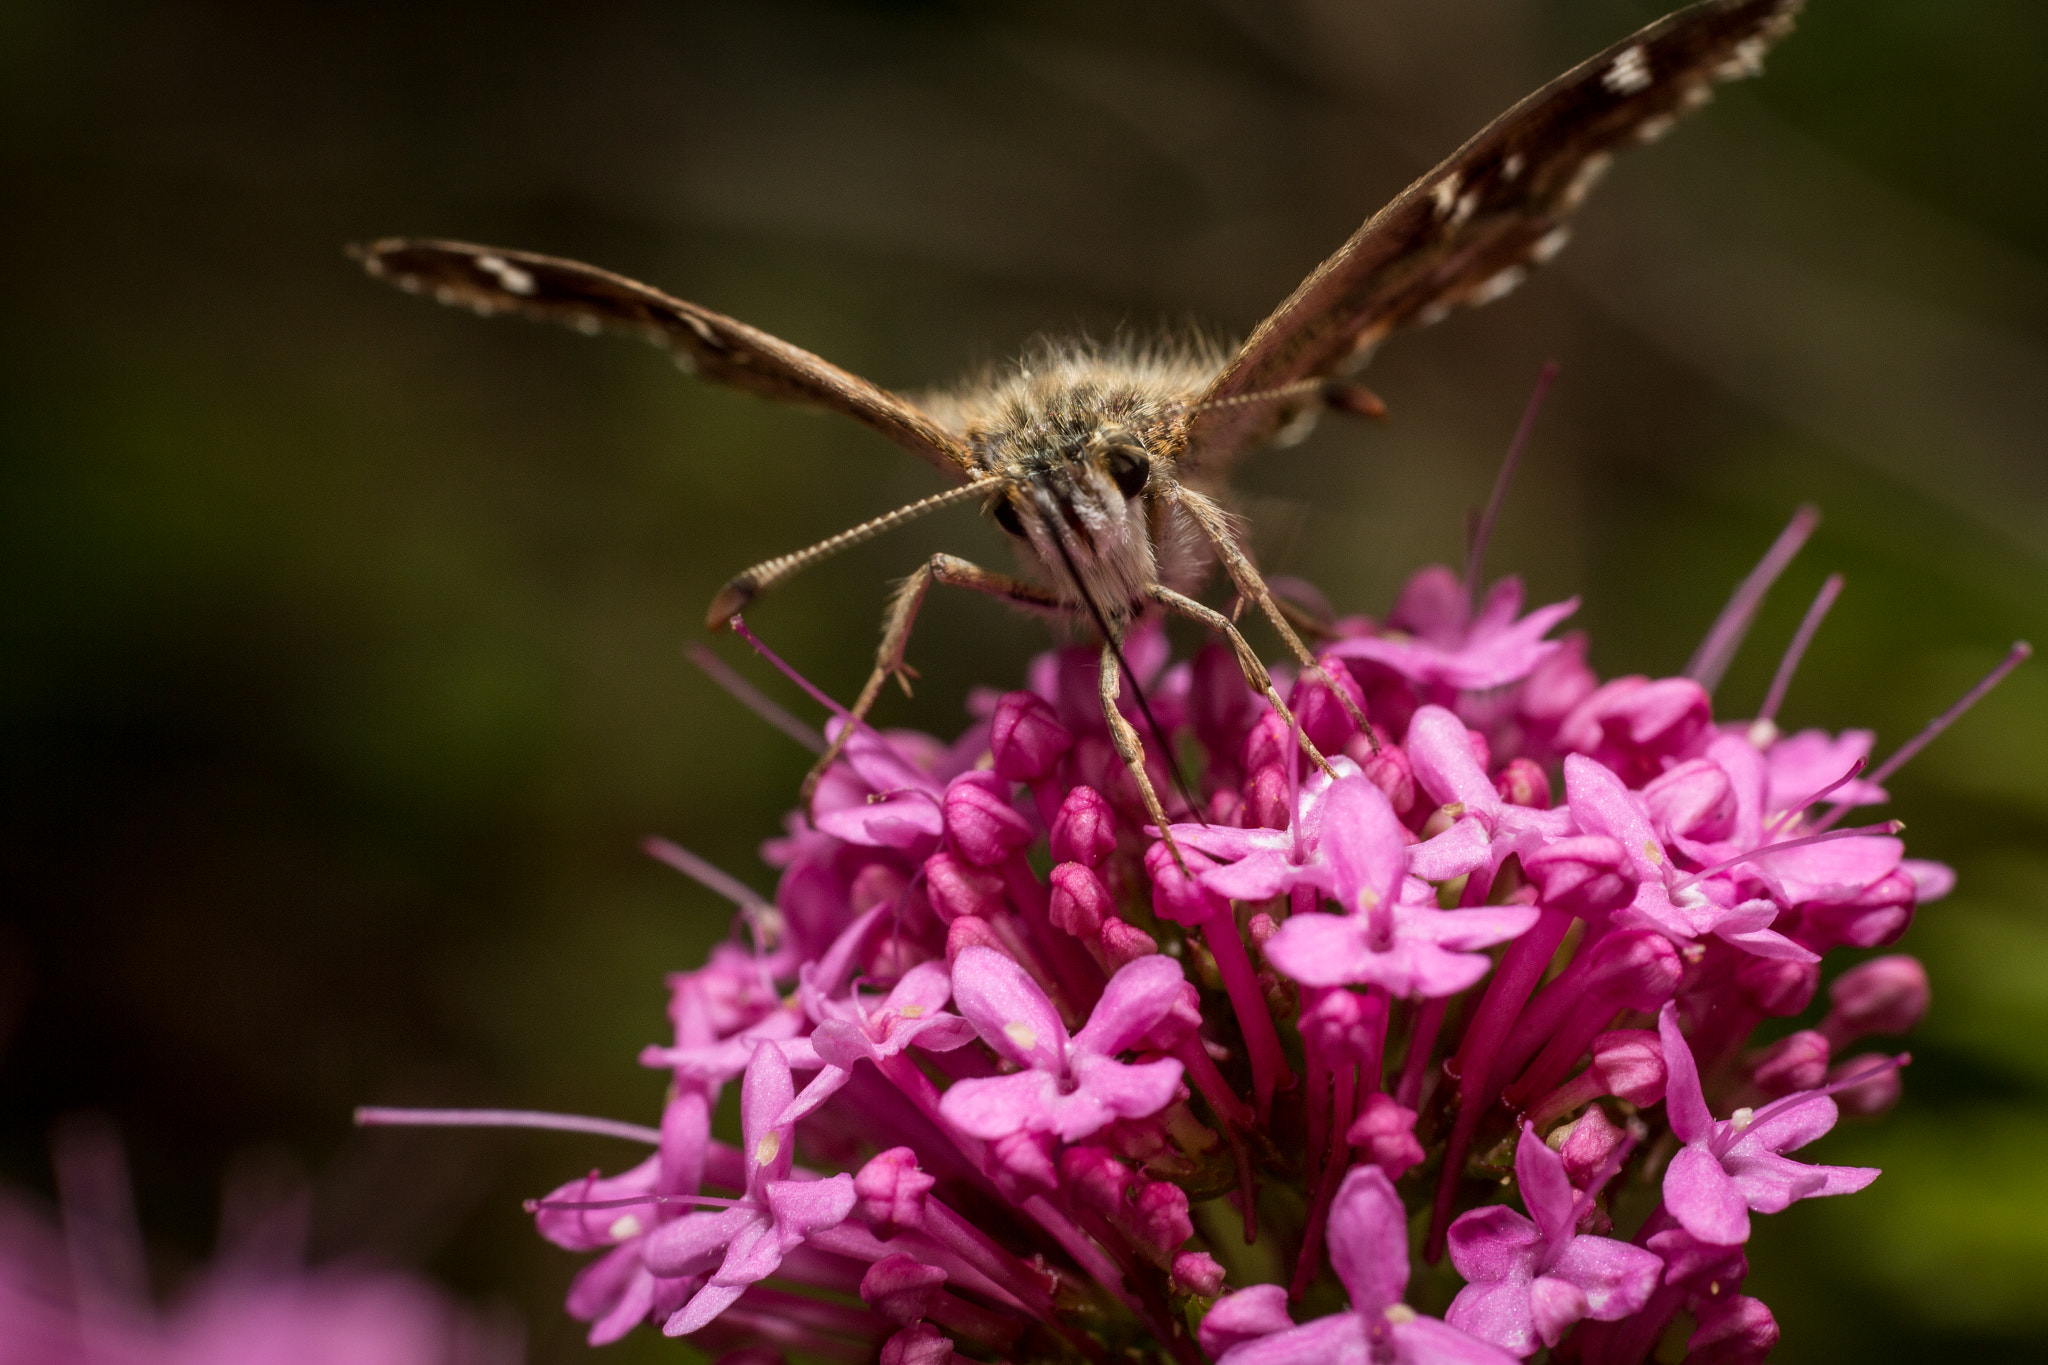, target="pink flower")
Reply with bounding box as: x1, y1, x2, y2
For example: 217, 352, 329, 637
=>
1326, 570, 1580, 692
939, 947, 1186, 1145
1657, 1003, 1880, 1245
1261, 777, 1538, 998
1445, 1125, 1663, 1355
643, 1044, 857, 1335
1208, 1166, 1517, 1365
